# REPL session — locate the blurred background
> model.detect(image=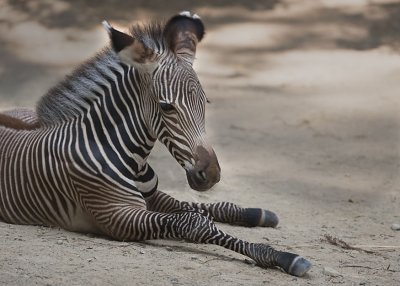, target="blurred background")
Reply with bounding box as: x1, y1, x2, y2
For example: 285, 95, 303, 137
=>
0, 0, 399, 285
